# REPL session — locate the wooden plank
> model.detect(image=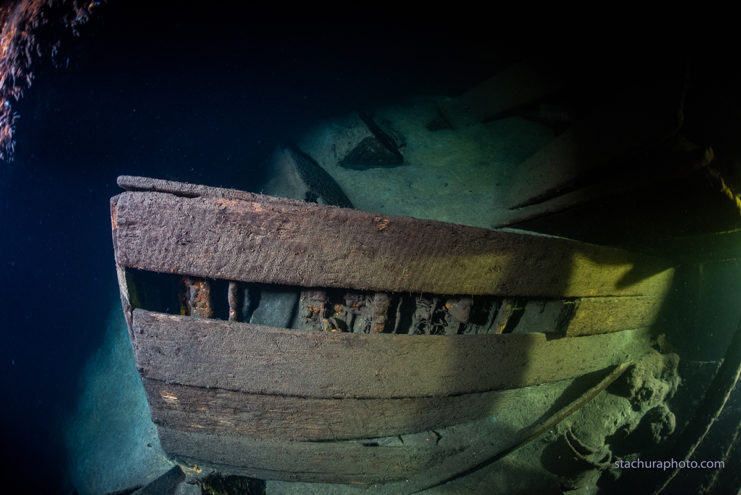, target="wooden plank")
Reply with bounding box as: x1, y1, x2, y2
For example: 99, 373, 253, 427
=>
111, 176, 673, 298
144, 377, 544, 441
421, 362, 632, 491
506, 295, 664, 336
506, 109, 680, 210
115, 263, 134, 339
439, 58, 565, 128
157, 427, 452, 484
117, 174, 261, 201
565, 295, 664, 336
132, 310, 651, 399
497, 176, 653, 227
154, 365, 615, 487
496, 143, 712, 227
492, 298, 521, 334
